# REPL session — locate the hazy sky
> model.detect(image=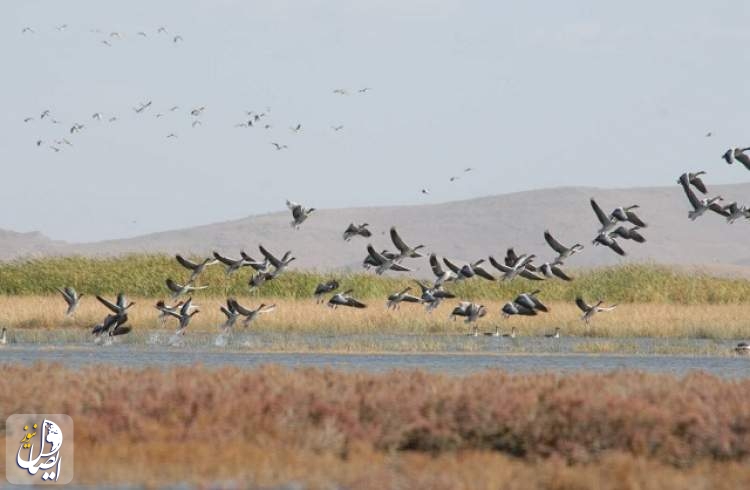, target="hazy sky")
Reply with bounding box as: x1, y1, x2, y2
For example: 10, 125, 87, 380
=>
3, 1, 749, 242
